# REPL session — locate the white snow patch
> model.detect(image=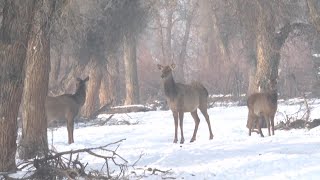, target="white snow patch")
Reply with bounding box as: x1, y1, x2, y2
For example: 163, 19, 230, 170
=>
13, 101, 320, 179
